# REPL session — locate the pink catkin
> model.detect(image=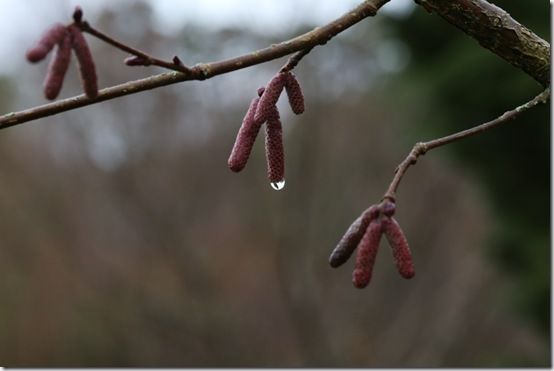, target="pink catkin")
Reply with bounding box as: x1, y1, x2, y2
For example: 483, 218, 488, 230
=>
228, 97, 263, 172
254, 73, 287, 123
352, 220, 383, 289
382, 217, 415, 279
284, 72, 305, 115
69, 25, 98, 98
26, 23, 67, 63
43, 34, 72, 100
264, 107, 284, 183
329, 205, 380, 268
